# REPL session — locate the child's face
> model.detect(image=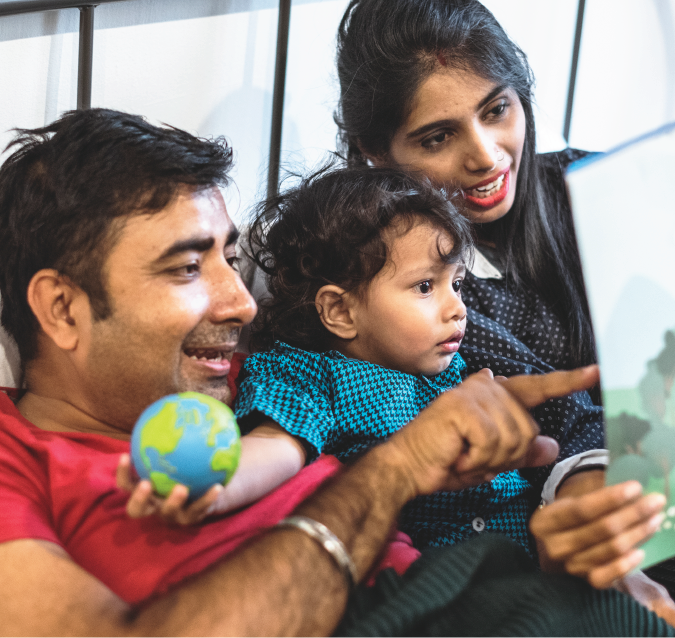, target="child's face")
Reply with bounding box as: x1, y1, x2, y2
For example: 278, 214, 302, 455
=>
349, 219, 467, 376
